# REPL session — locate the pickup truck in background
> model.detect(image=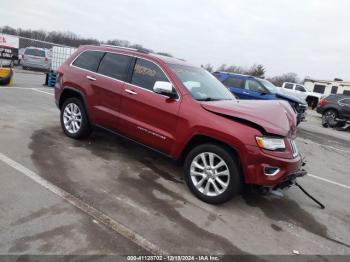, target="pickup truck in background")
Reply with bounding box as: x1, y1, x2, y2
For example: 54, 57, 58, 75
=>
280, 82, 323, 109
